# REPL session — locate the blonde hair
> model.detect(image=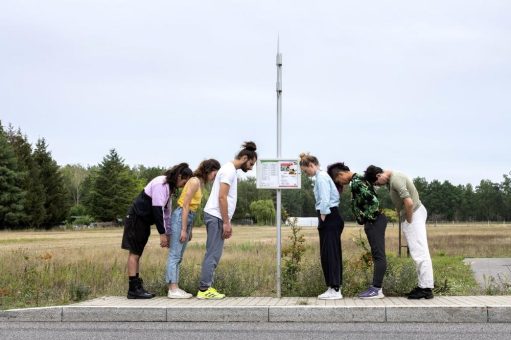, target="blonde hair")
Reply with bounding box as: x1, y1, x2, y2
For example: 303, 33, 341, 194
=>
299, 152, 319, 167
